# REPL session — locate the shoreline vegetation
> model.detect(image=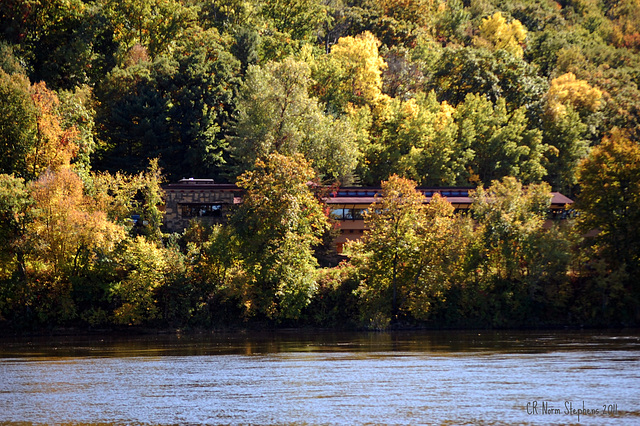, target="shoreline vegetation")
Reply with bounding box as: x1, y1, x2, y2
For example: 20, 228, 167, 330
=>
2, 0, 640, 333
